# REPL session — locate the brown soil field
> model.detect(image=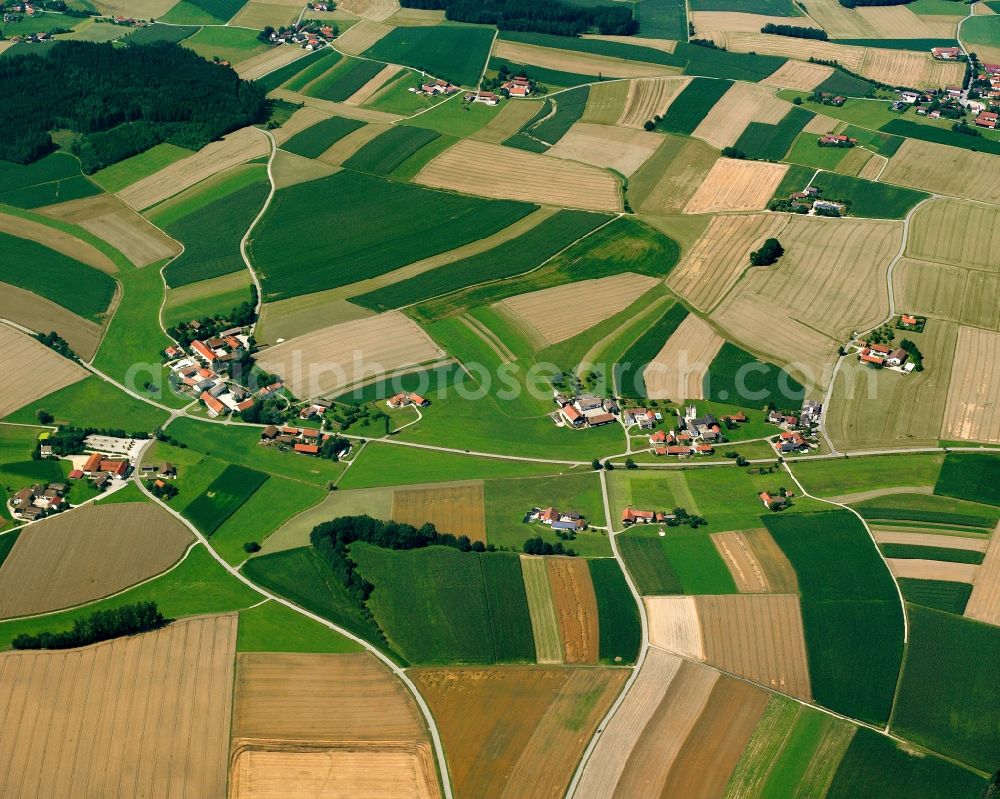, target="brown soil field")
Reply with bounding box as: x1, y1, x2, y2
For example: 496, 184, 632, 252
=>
119, 127, 269, 210
230, 743, 438, 799
617, 76, 691, 129
270, 88, 404, 123
492, 40, 681, 80
887, 558, 978, 582
546, 557, 599, 664
0, 502, 192, 619
683, 158, 789, 214
234, 652, 427, 740
941, 326, 1000, 443
573, 646, 684, 798
630, 134, 718, 214
874, 530, 989, 551
965, 524, 1000, 626
411, 666, 626, 799
668, 213, 789, 312
346, 64, 401, 106
744, 529, 799, 593
0, 324, 87, 418
415, 139, 622, 212
856, 5, 941, 37
271, 150, 339, 189
391, 481, 486, 542
801, 0, 879, 38
0, 281, 102, 360
644, 595, 705, 658
0, 211, 116, 273
334, 19, 393, 54
727, 33, 867, 73
521, 555, 564, 663
612, 659, 720, 798
472, 100, 546, 143
579, 80, 629, 125
499, 272, 659, 345
907, 198, 1000, 272
338, 0, 399, 22
691, 10, 807, 33
895, 258, 1000, 331
860, 49, 965, 89
696, 593, 812, 700
41, 194, 180, 267
858, 152, 887, 180
317, 122, 392, 164
547, 122, 663, 176
658, 675, 771, 799
237, 45, 313, 80
642, 312, 724, 401
0, 614, 236, 798
882, 139, 1000, 204
761, 60, 835, 91
254, 311, 444, 399
271, 107, 330, 146
691, 82, 789, 150
711, 528, 801, 593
